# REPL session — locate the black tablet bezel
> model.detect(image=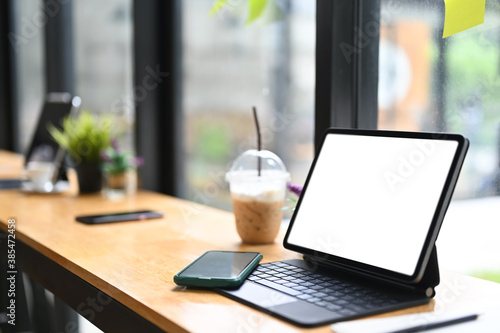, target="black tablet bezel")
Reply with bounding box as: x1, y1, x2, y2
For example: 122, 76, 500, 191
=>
283, 128, 469, 284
